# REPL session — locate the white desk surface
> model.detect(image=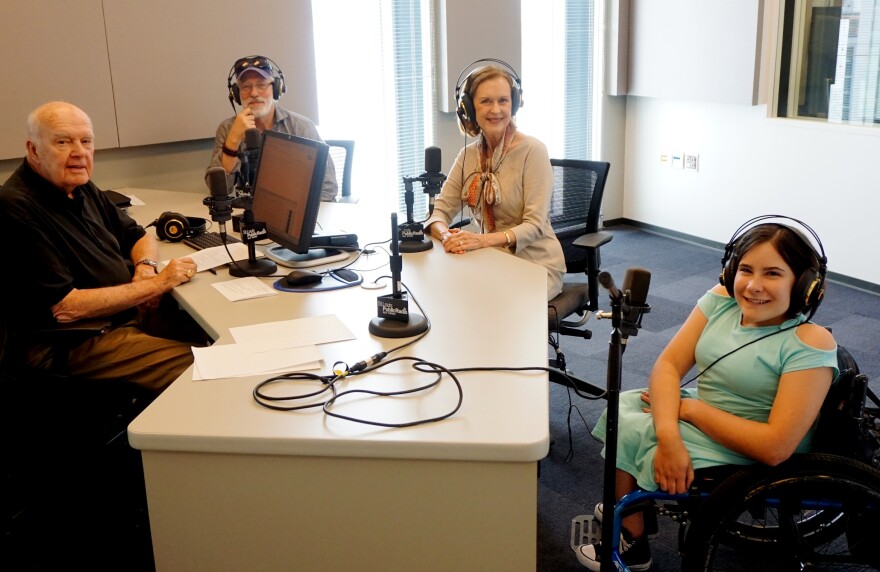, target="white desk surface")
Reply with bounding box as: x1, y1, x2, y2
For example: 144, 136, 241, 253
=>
125, 188, 551, 463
